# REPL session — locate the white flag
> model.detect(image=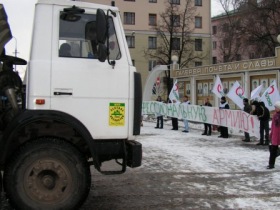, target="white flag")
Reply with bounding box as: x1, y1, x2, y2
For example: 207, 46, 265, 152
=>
169, 80, 179, 102
211, 75, 224, 98
227, 81, 246, 109
260, 80, 280, 111
250, 84, 263, 100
